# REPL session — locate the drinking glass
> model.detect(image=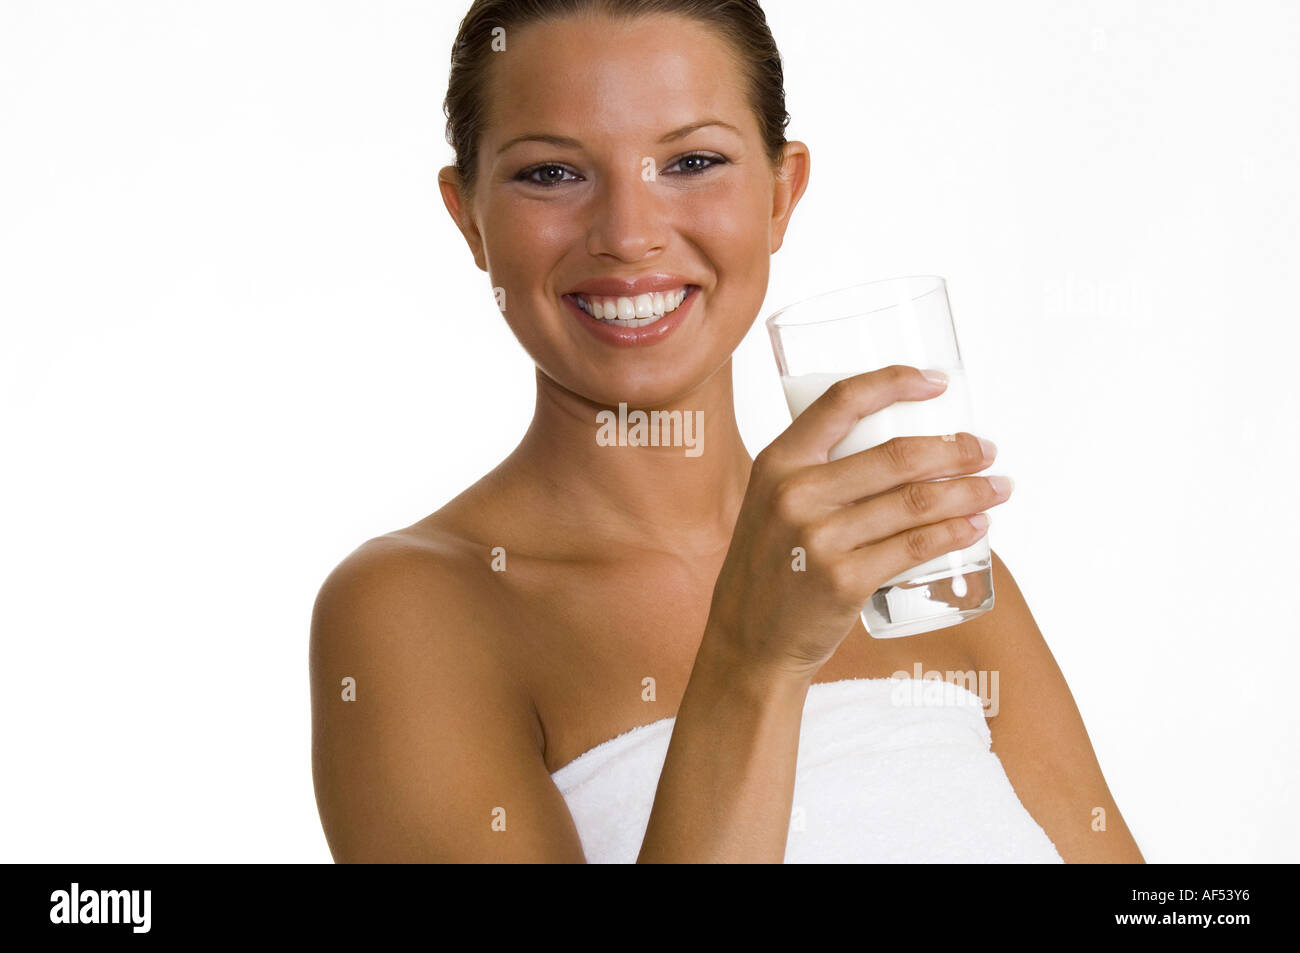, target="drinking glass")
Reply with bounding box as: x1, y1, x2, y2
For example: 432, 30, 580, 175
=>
765, 275, 994, 639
